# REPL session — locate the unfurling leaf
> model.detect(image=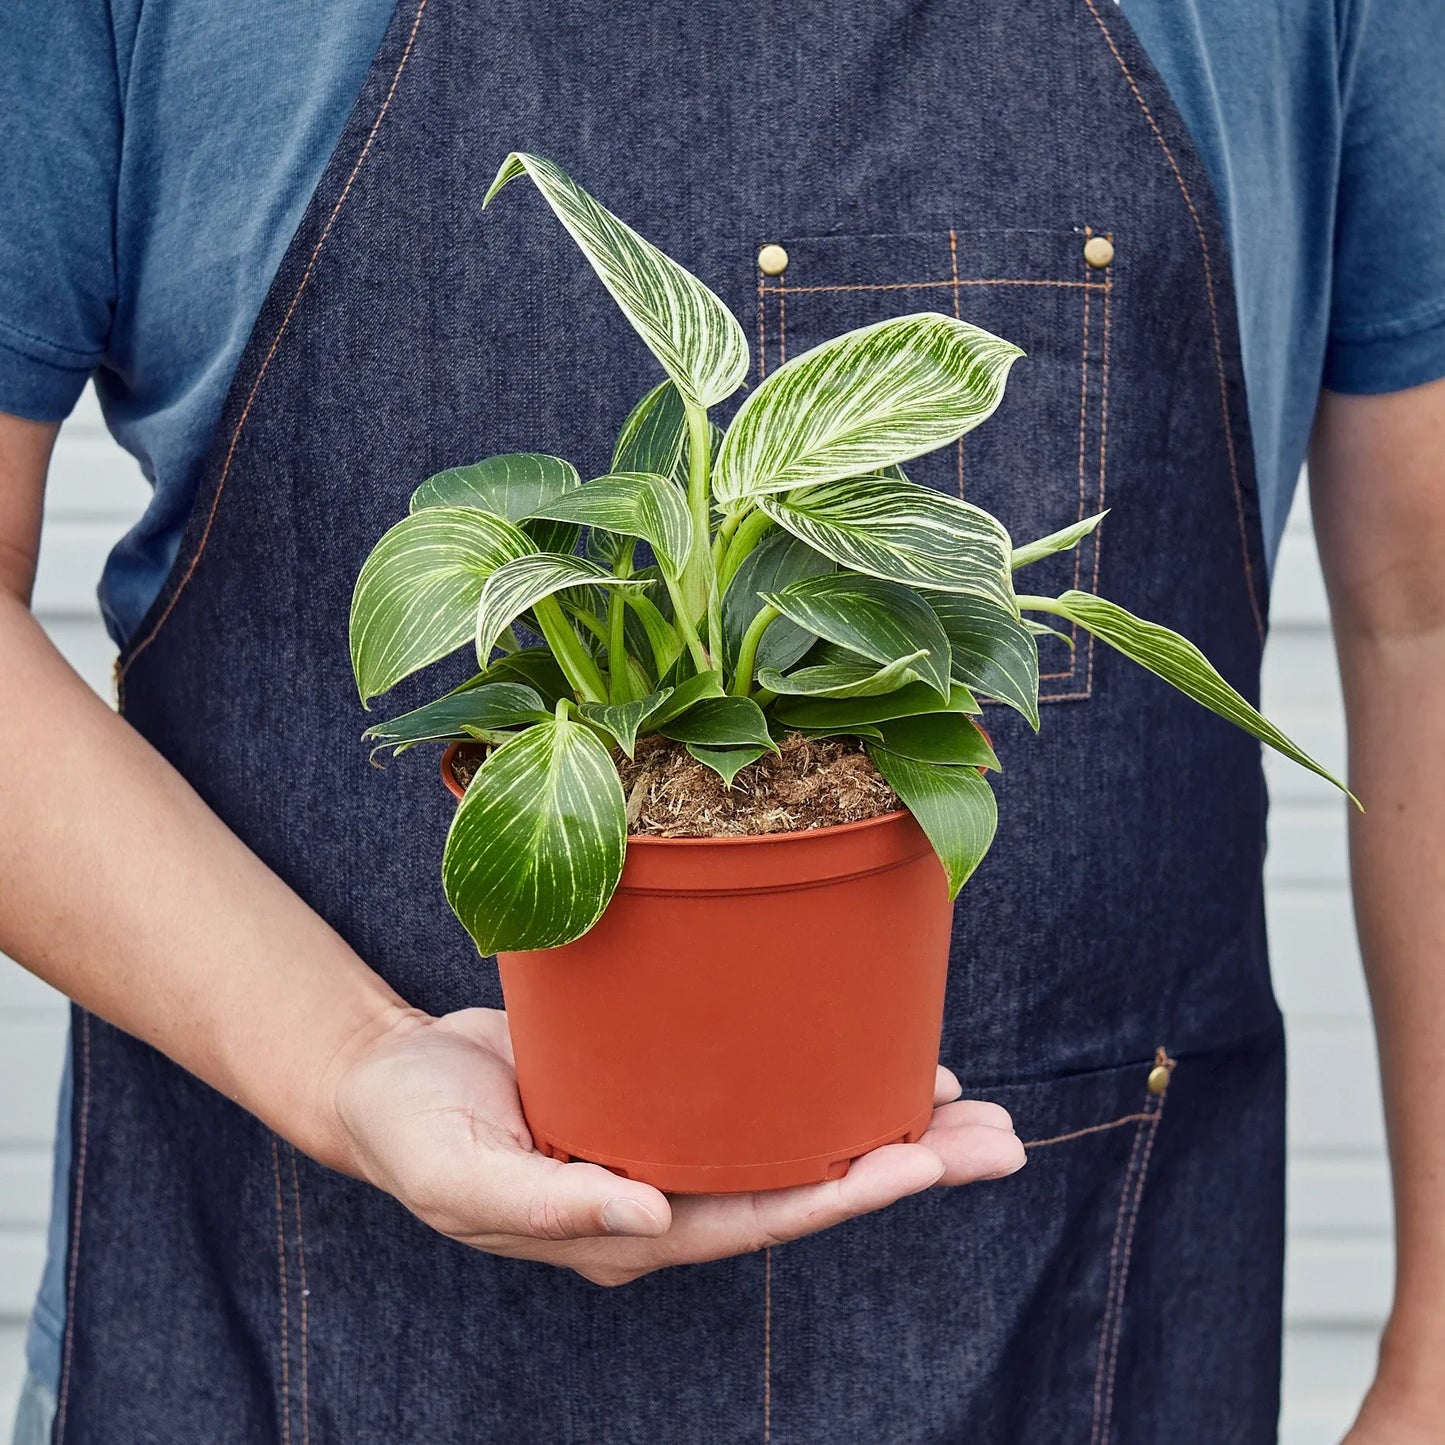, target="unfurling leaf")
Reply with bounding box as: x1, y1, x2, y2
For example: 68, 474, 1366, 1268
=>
443, 717, 627, 953
1038, 590, 1359, 806
350, 508, 533, 705
486, 153, 749, 409
867, 746, 998, 898
1010, 510, 1108, 570
765, 574, 951, 699
713, 312, 1021, 504
927, 594, 1041, 729
758, 651, 929, 699
758, 478, 1015, 615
